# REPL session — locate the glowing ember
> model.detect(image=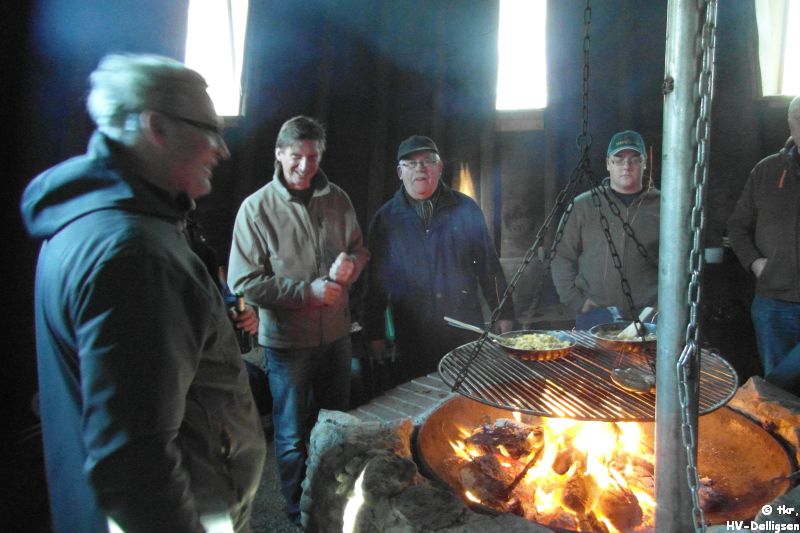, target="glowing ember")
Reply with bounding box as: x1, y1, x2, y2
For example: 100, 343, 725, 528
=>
450, 416, 657, 532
